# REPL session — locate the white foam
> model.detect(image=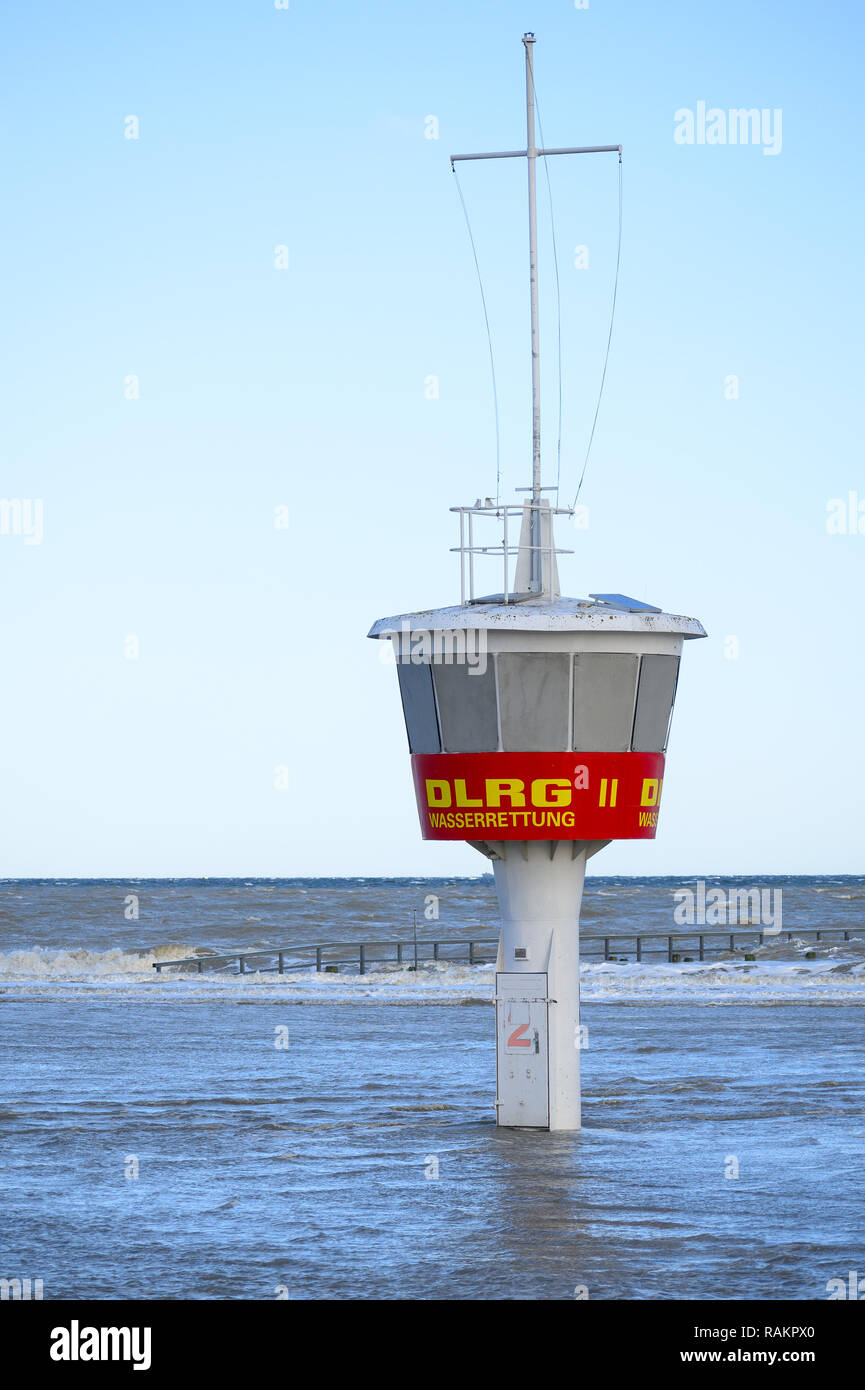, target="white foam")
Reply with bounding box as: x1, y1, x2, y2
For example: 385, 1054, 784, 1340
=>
0, 944, 190, 979
0, 945, 864, 1004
